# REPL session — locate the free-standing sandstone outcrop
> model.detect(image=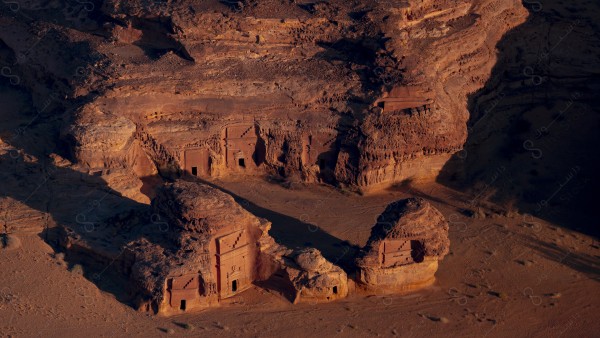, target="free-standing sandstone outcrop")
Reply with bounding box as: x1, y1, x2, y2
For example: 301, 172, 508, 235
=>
135, 181, 354, 313
259, 247, 349, 304
290, 248, 348, 303
356, 198, 450, 292
132, 180, 274, 314
53, 181, 451, 313
56, 179, 350, 315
